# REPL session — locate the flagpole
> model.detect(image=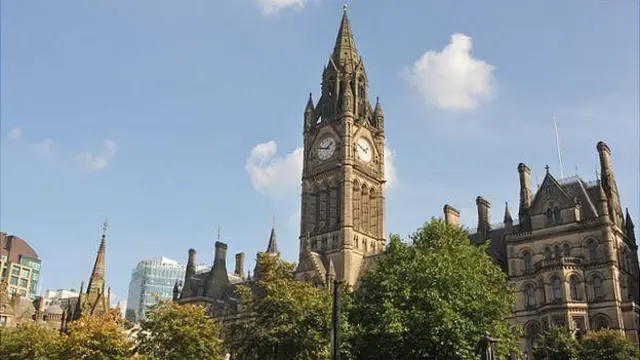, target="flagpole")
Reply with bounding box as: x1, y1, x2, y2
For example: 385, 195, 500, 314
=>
553, 113, 565, 180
